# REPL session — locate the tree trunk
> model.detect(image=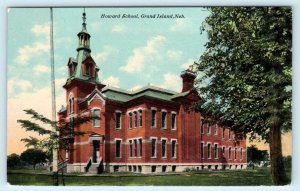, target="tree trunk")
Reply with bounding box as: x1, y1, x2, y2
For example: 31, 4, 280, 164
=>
269, 124, 288, 185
